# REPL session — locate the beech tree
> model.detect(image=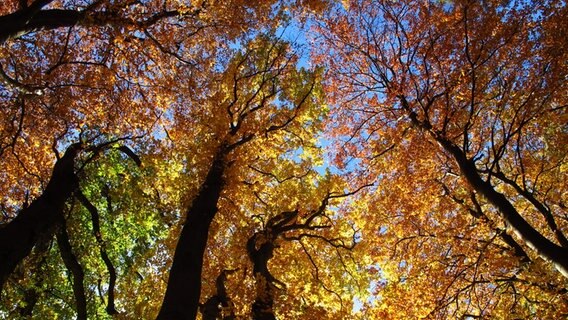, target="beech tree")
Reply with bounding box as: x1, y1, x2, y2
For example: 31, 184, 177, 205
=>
317, 0, 568, 317
156, 35, 328, 319
0, 0, 290, 214
1, 0, 355, 318
0, 0, 308, 293
2, 0, 567, 319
